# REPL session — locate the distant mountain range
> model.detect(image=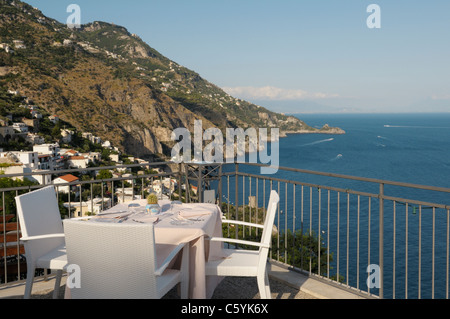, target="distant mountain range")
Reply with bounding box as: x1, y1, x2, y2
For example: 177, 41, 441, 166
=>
0, 0, 344, 159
